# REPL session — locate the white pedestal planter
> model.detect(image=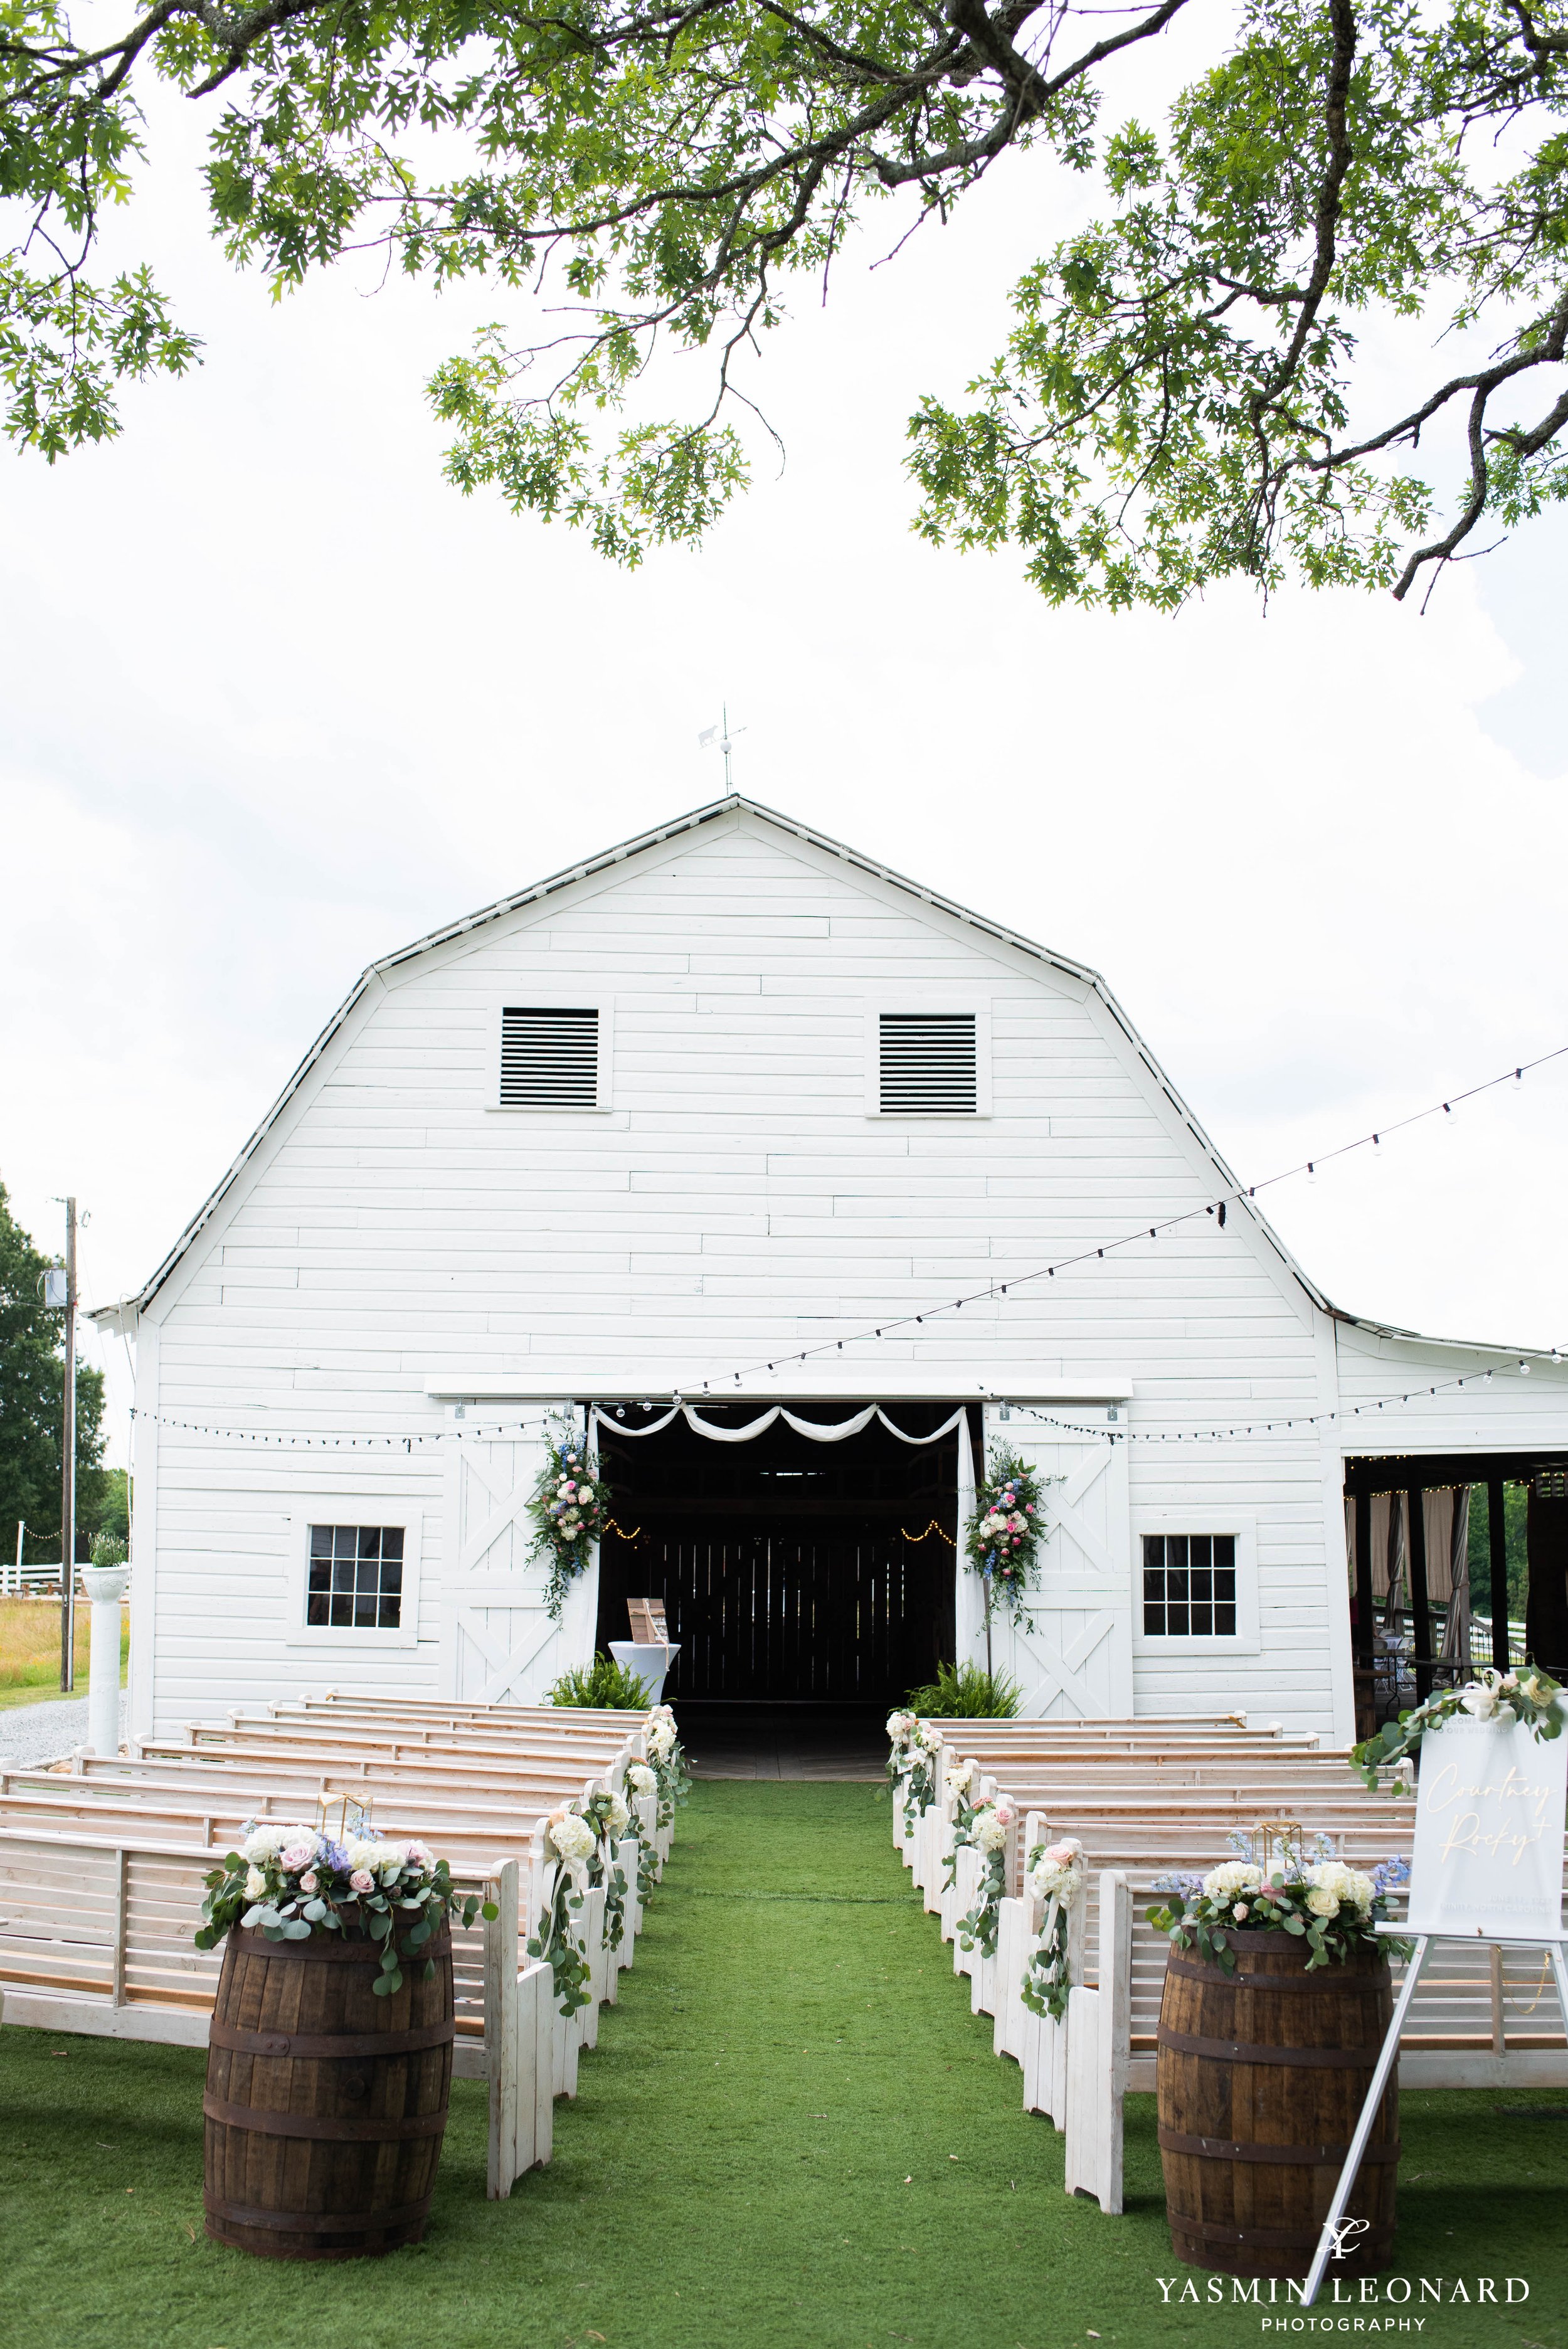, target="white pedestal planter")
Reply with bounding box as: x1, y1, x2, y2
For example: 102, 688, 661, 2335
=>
608, 1640, 679, 1704
80, 1564, 130, 1755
